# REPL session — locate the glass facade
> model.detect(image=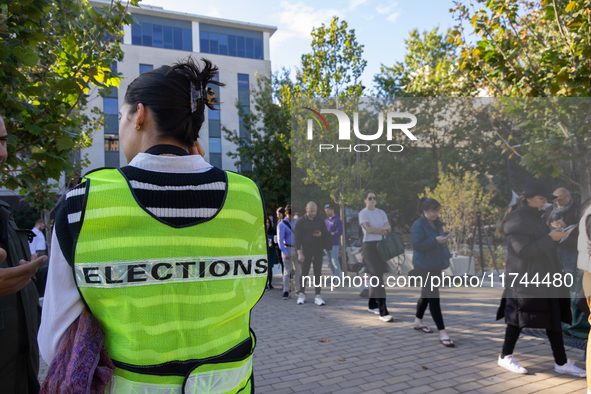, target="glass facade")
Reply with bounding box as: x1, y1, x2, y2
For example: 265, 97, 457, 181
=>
237, 74, 251, 171
139, 64, 153, 74
208, 74, 222, 168
200, 24, 264, 60
104, 64, 120, 168
131, 14, 192, 51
